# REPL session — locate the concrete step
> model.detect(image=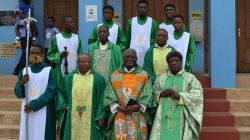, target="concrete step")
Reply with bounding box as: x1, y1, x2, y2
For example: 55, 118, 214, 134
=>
0, 99, 21, 111
233, 112, 250, 127
0, 87, 16, 99
202, 112, 235, 127
204, 99, 230, 112
237, 74, 250, 89
204, 88, 227, 99
0, 138, 18, 140
0, 125, 19, 139
0, 76, 17, 88
227, 89, 250, 99
237, 127, 250, 140
195, 74, 211, 88
200, 127, 240, 140
229, 99, 250, 112
0, 111, 20, 125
